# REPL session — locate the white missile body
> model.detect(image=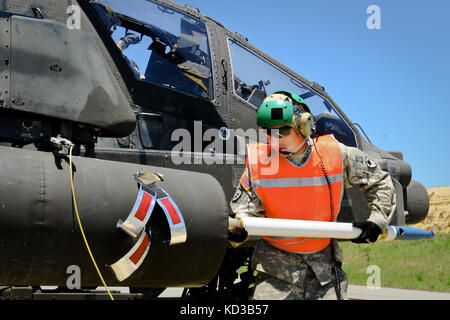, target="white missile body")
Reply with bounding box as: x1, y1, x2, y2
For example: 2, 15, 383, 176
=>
229, 217, 434, 241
